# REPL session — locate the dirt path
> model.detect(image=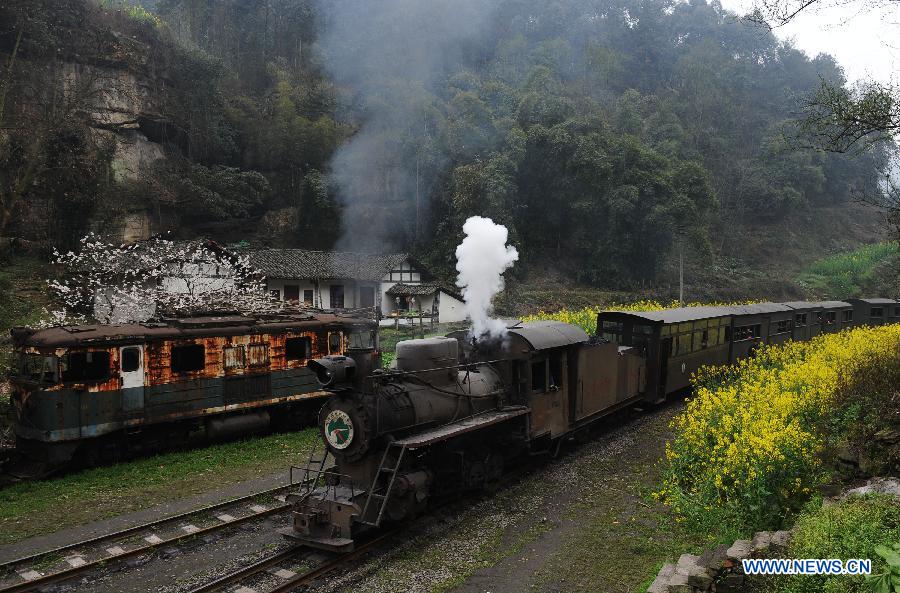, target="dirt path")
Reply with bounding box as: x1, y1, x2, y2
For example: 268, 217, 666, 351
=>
317, 400, 712, 593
